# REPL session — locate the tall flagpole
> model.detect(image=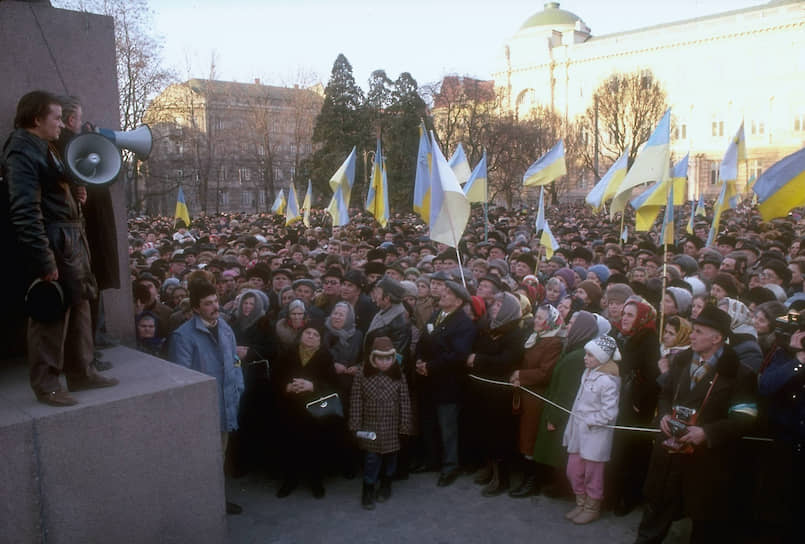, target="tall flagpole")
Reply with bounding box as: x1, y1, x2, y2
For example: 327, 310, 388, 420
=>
619, 213, 626, 247
658, 177, 673, 339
